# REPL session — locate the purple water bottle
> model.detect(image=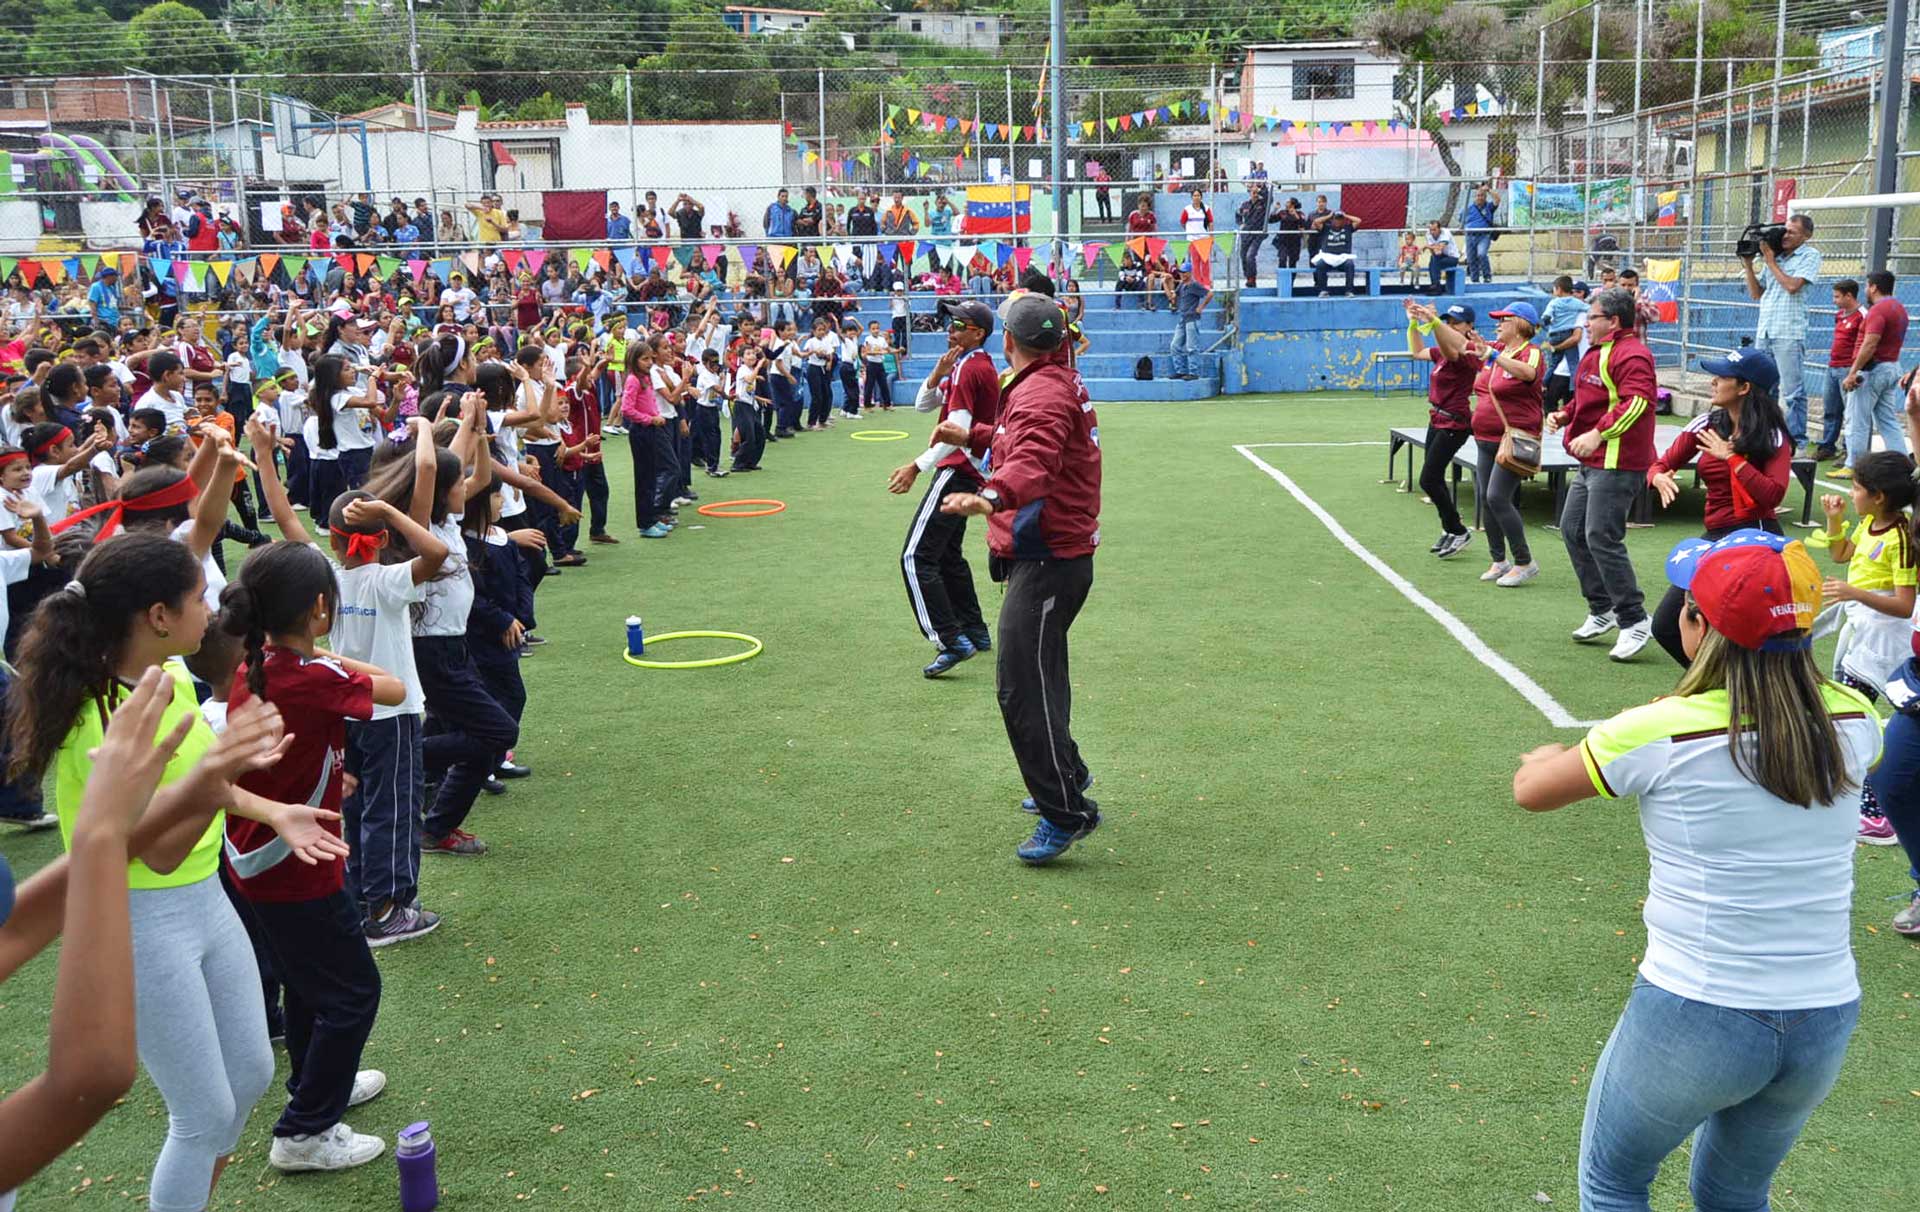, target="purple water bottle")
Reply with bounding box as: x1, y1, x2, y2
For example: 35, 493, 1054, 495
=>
396, 1121, 439, 1212
626, 615, 645, 656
